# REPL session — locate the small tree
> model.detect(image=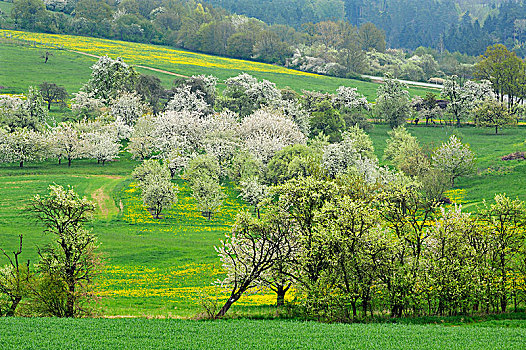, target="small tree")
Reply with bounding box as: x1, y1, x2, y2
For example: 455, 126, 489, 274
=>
238, 176, 268, 218
85, 130, 121, 166
133, 160, 177, 219
375, 75, 411, 128
141, 175, 178, 219
39, 82, 68, 110
215, 210, 294, 317
29, 185, 99, 318
474, 99, 515, 134
50, 123, 86, 166
1, 128, 47, 167
192, 177, 225, 220
0, 235, 31, 316
432, 135, 475, 186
